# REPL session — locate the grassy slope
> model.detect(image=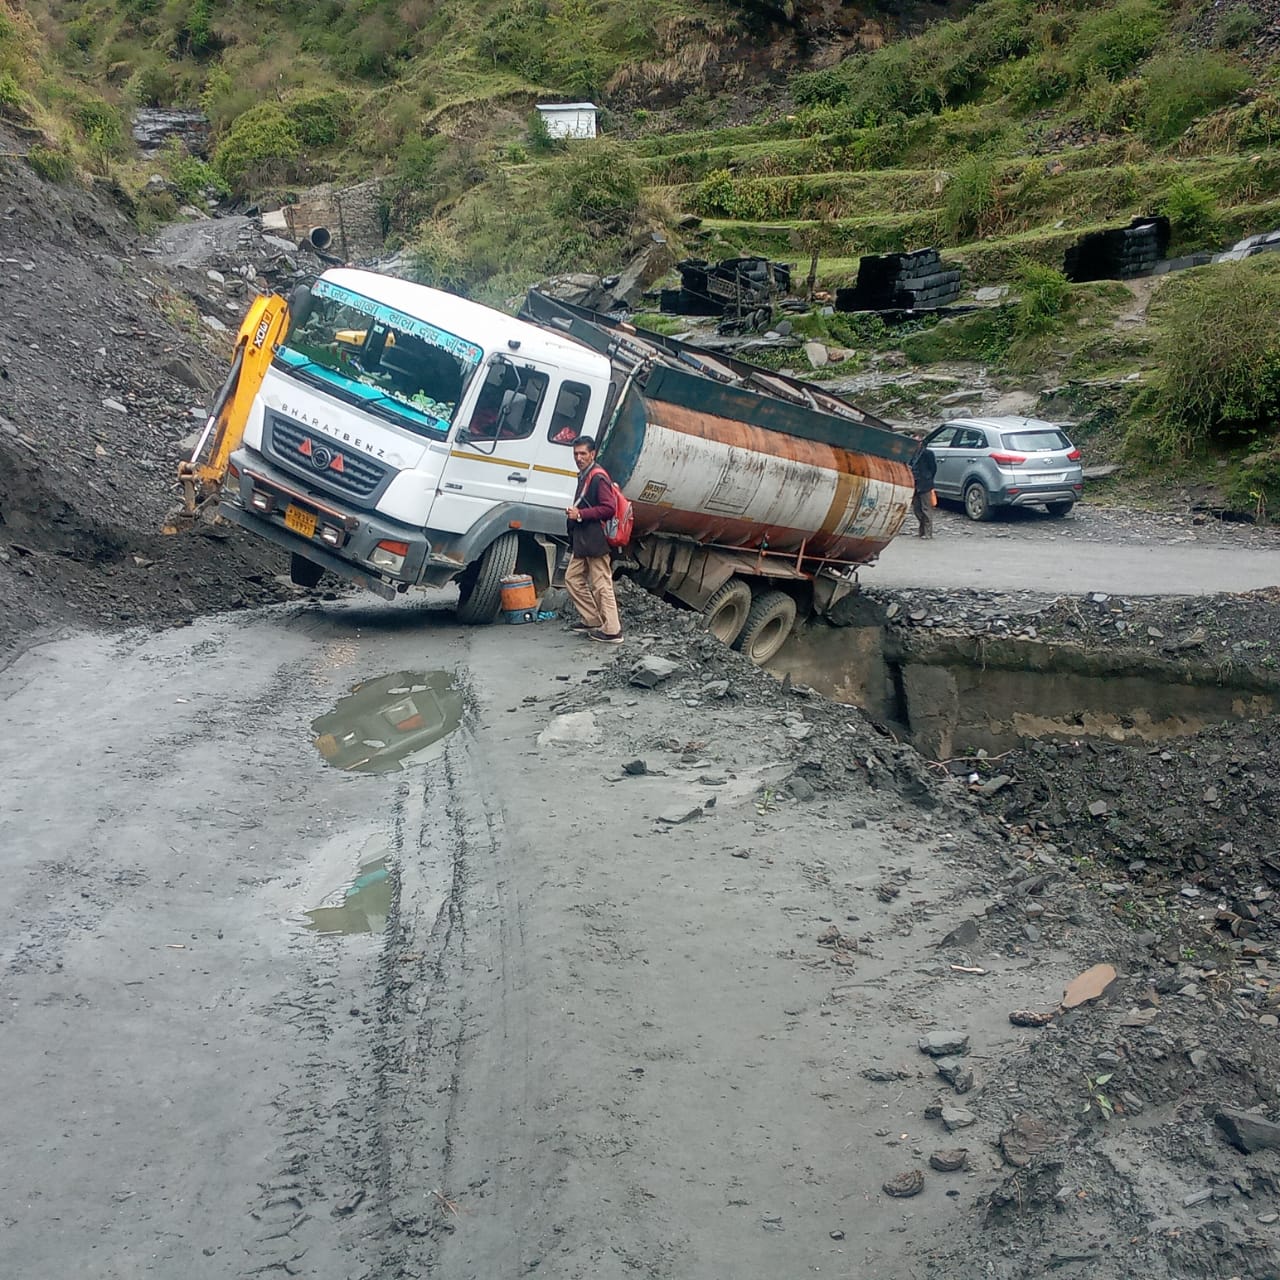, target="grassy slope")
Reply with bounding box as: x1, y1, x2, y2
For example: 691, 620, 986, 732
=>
7, 0, 1280, 509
